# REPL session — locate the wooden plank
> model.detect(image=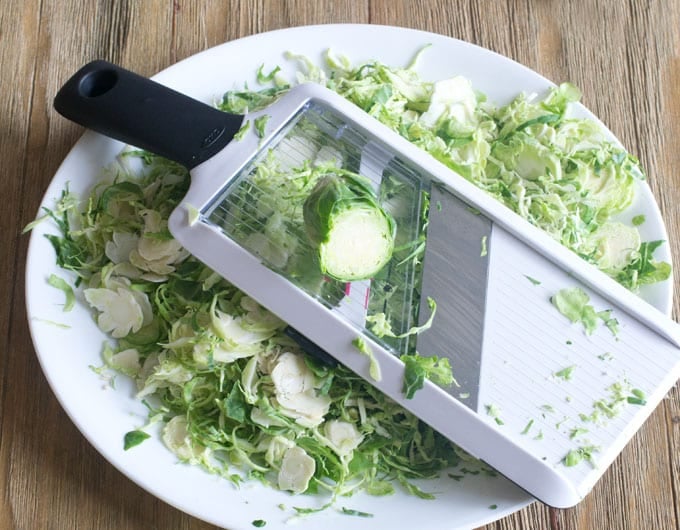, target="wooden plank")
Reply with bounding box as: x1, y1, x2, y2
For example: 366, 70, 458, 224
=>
7, 2, 182, 529
661, 3, 680, 528
0, 1, 44, 529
